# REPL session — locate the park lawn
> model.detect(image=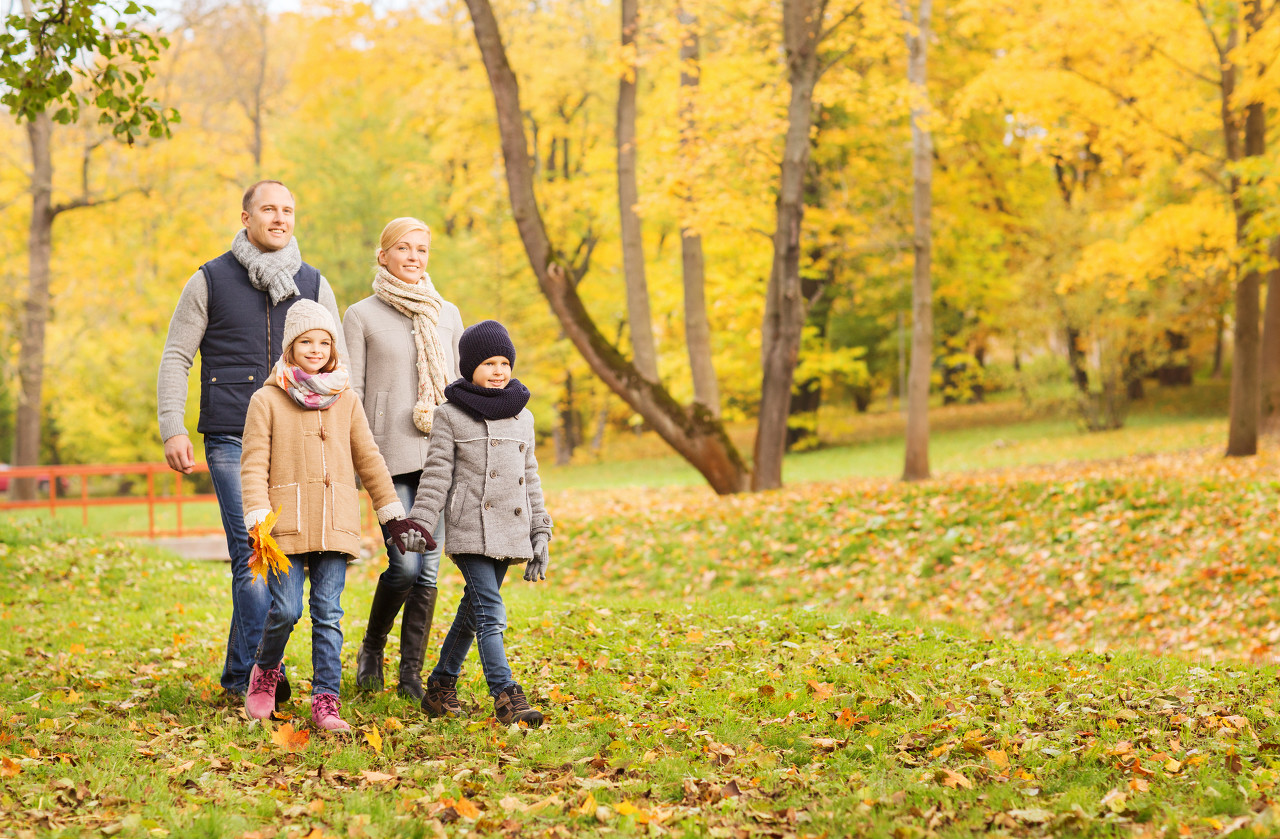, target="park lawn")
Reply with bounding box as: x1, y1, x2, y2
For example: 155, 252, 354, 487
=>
5, 443, 1280, 838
